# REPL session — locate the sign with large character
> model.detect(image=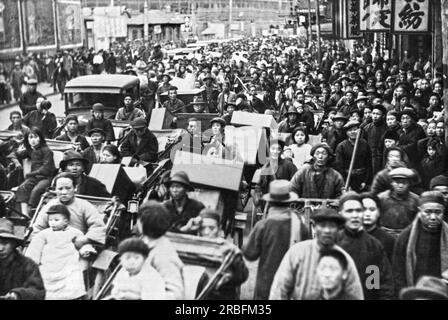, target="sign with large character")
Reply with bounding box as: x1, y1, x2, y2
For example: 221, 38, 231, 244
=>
392, 0, 430, 33
346, 0, 362, 38
360, 0, 392, 31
